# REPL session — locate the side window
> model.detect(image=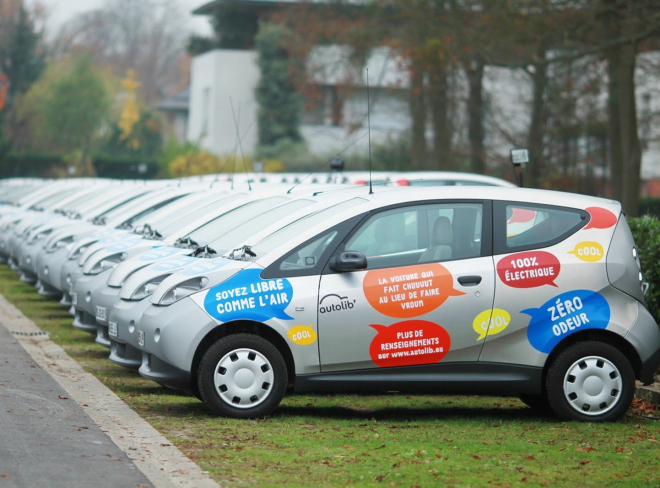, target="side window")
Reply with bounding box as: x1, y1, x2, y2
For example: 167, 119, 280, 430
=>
345, 203, 483, 269
497, 202, 587, 252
